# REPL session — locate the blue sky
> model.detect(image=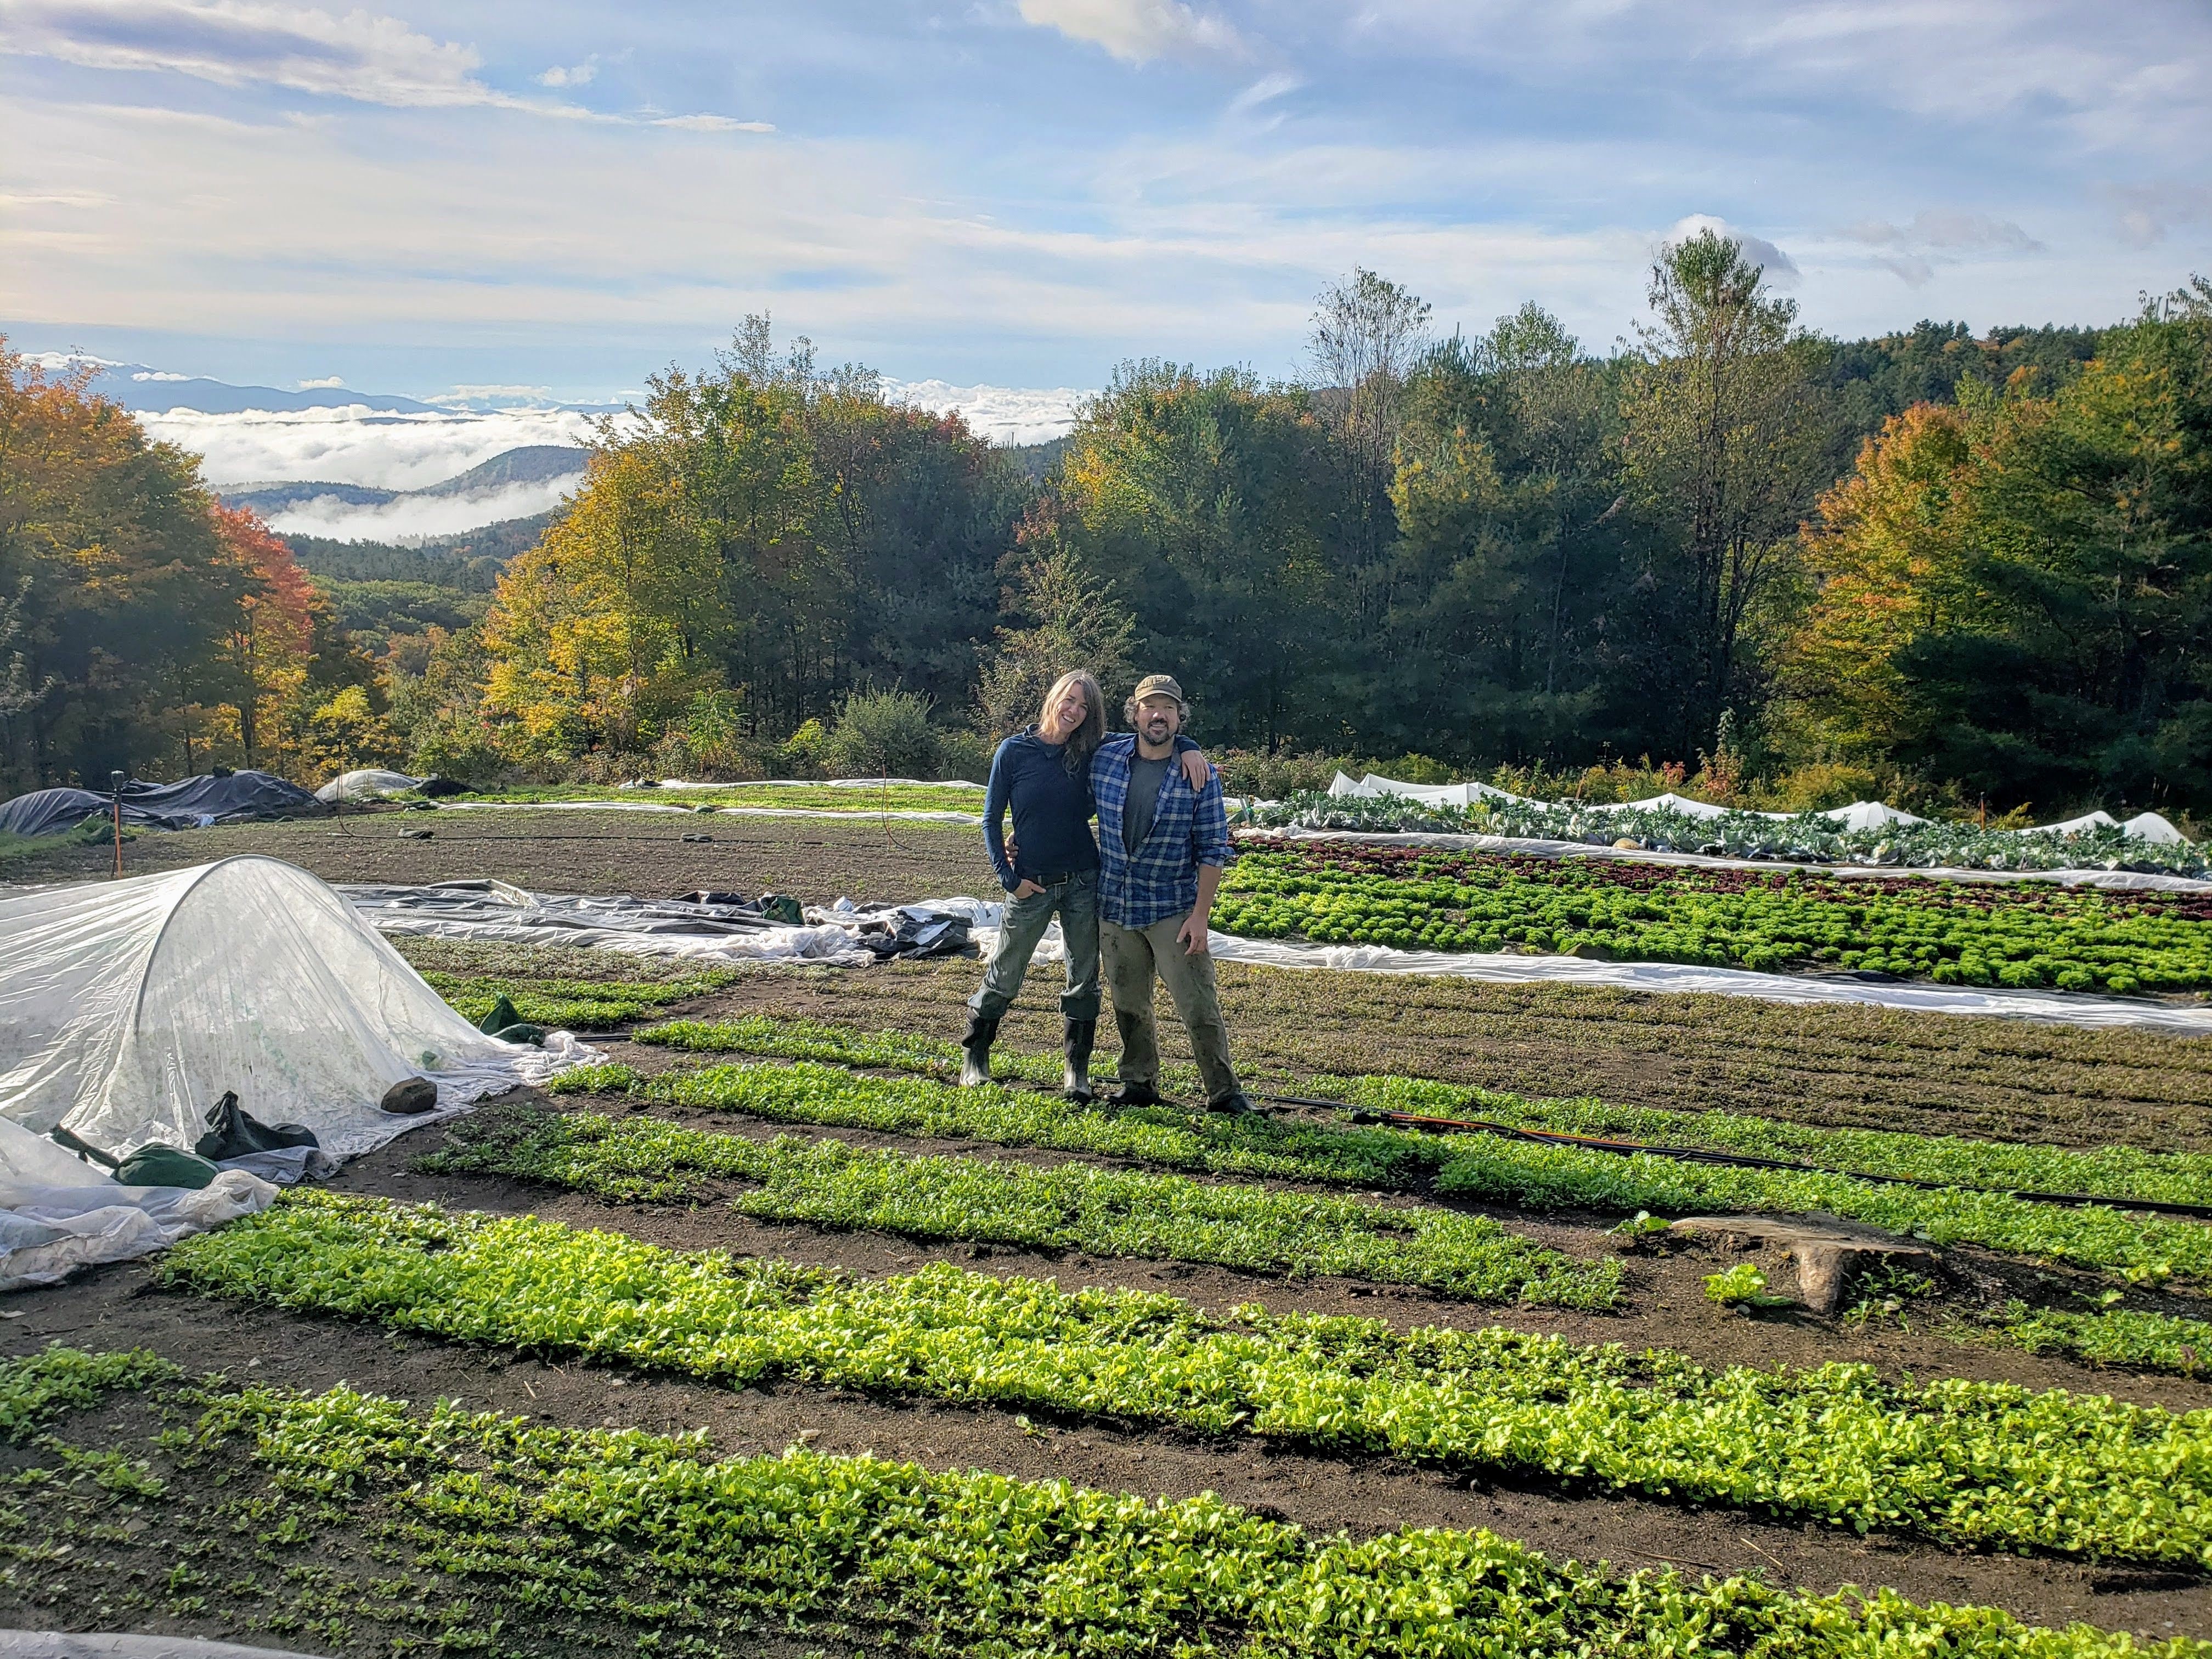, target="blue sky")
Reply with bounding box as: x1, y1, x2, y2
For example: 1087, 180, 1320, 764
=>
4, 0, 2210, 402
